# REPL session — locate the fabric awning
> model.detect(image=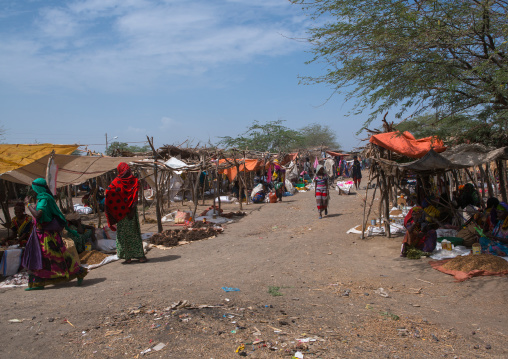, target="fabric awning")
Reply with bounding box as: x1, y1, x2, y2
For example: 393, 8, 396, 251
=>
0, 154, 140, 188
0, 144, 79, 174
369, 131, 446, 159
374, 145, 508, 175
